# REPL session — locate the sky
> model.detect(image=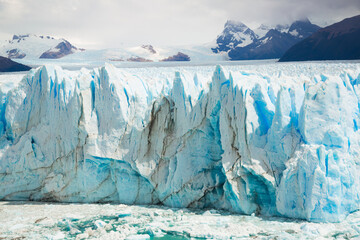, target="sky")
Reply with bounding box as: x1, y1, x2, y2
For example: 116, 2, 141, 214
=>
0, 0, 359, 49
